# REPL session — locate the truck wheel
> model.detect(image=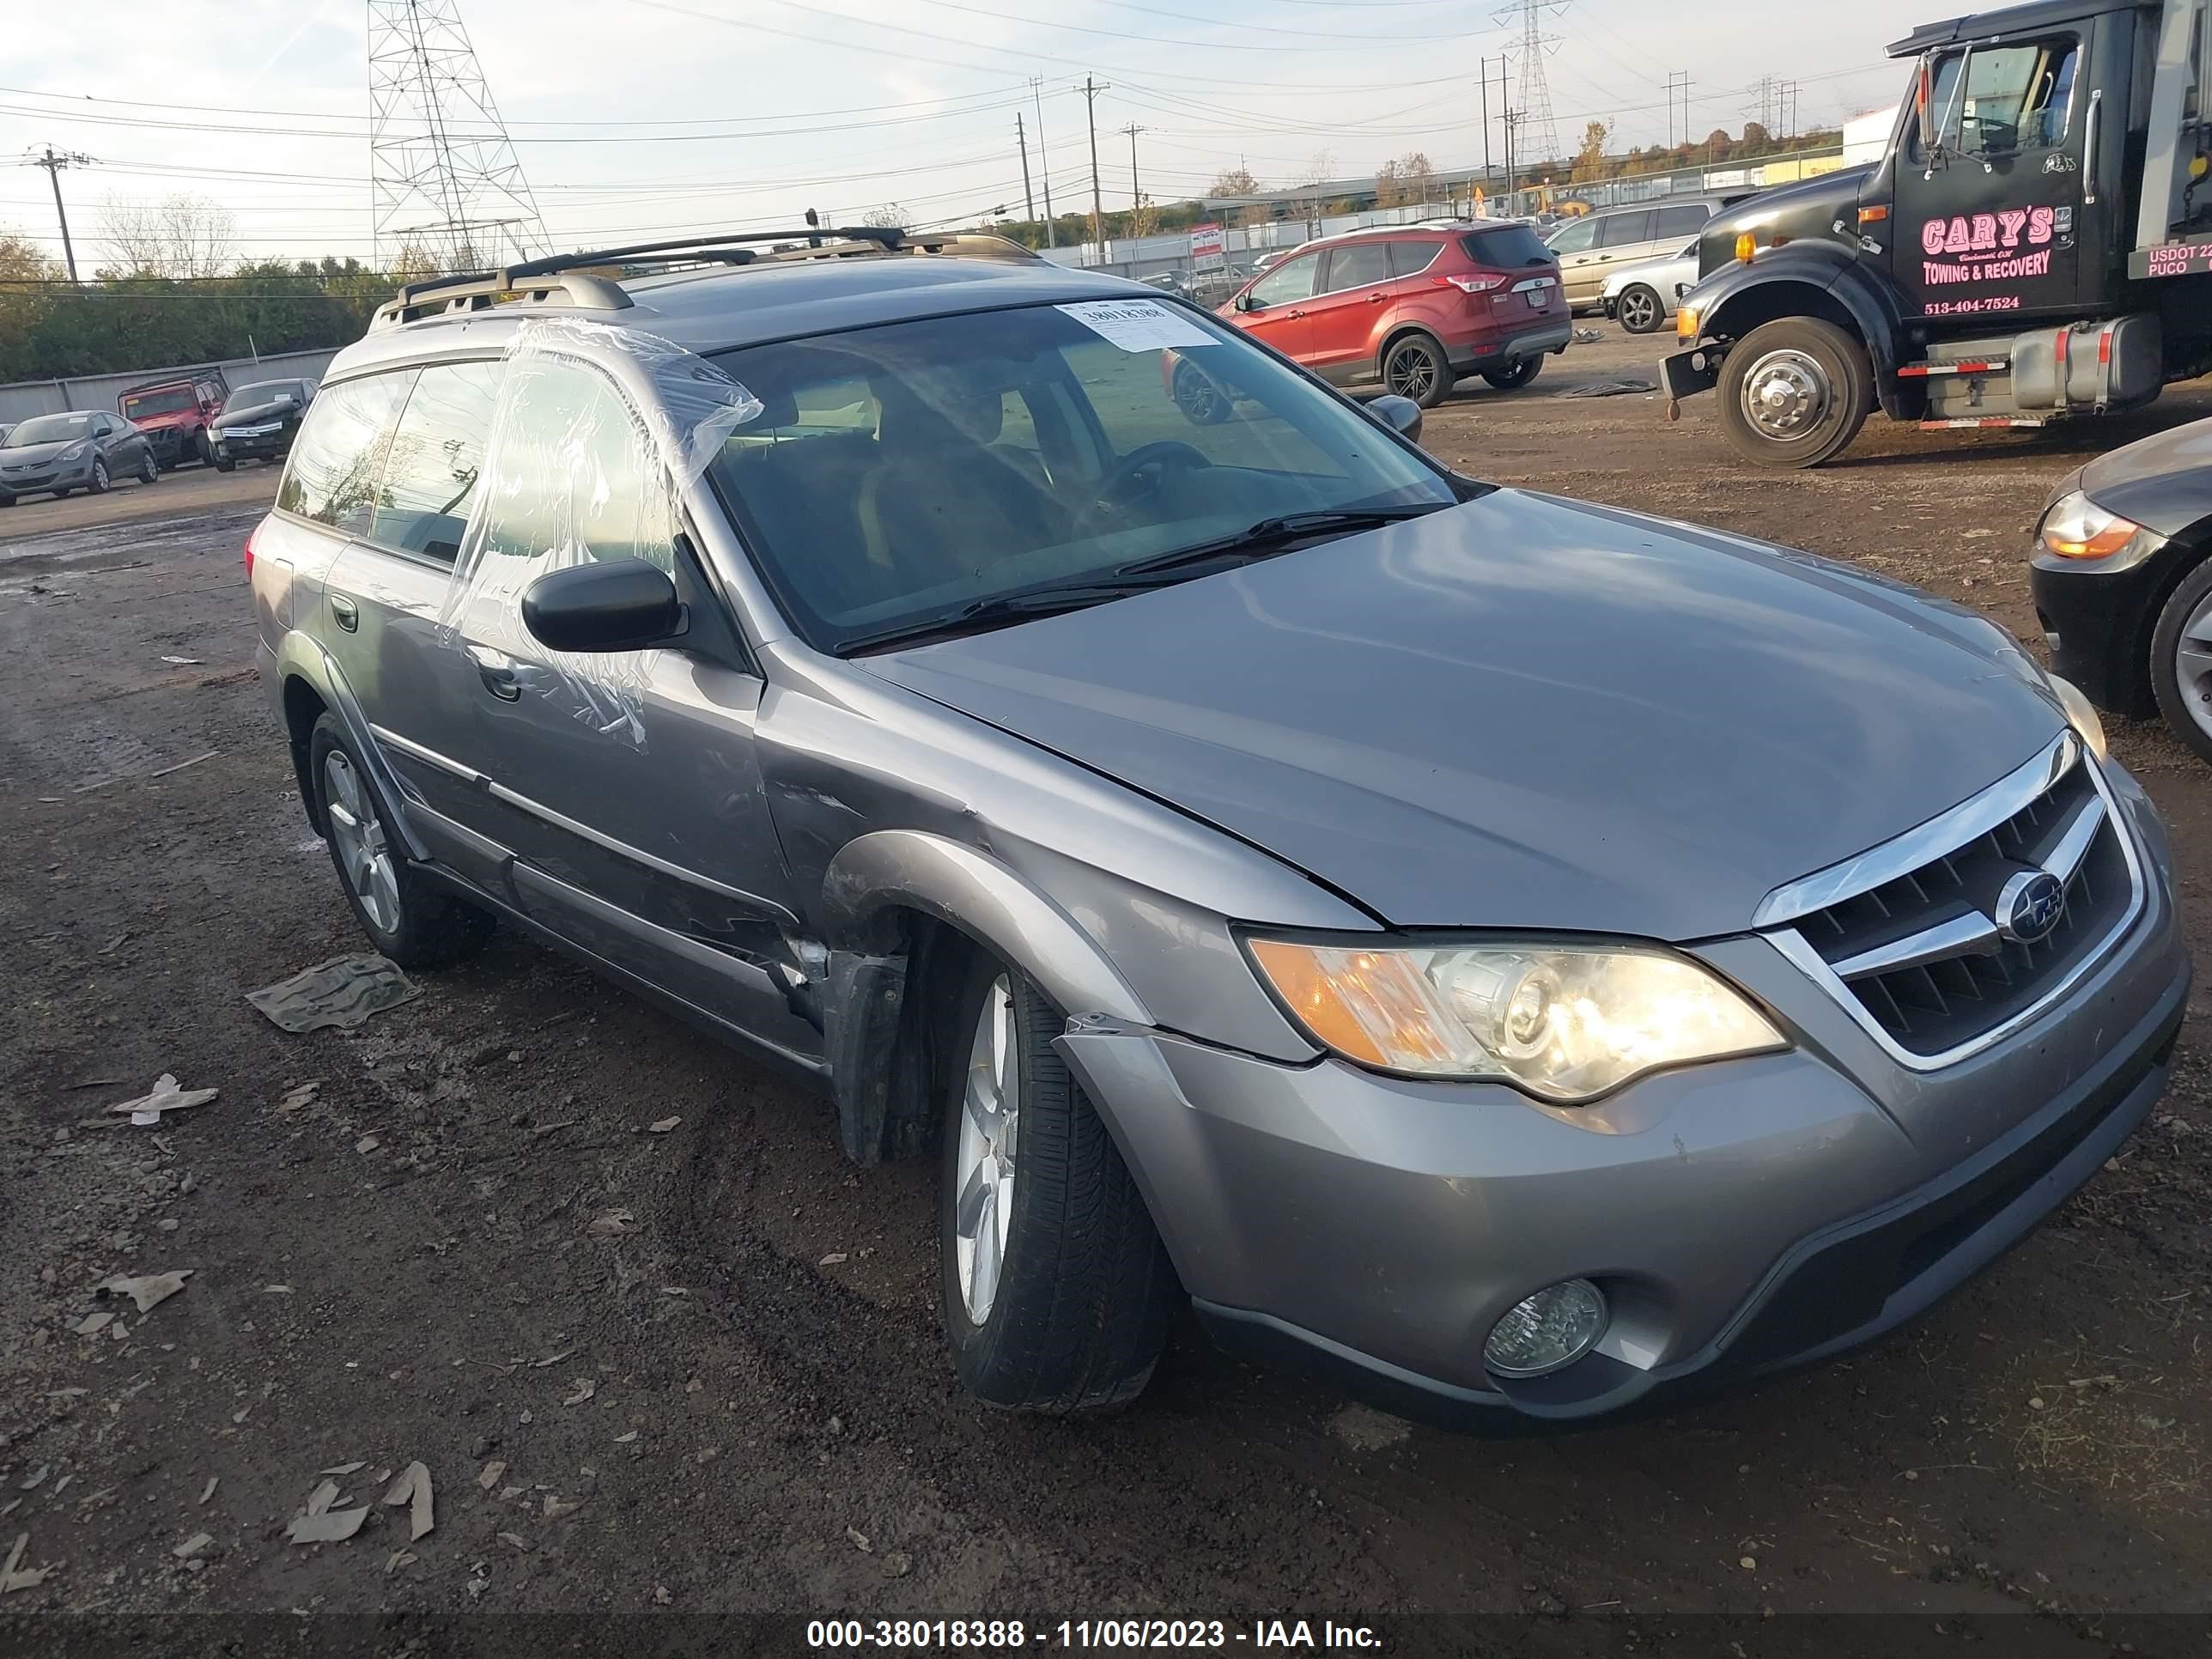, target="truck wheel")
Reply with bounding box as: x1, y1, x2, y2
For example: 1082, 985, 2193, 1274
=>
310, 714, 495, 969
1382, 331, 1455, 408
2148, 558, 2212, 766
1616, 283, 1665, 335
1717, 317, 1873, 468
938, 950, 1179, 1414
194, 430, 213, 466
